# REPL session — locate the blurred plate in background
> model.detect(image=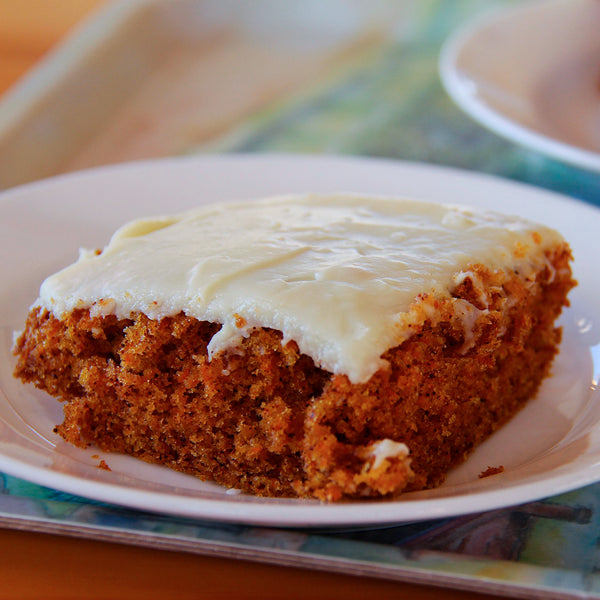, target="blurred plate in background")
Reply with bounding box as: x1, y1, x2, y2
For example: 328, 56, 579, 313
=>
440, 0, 600, 172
